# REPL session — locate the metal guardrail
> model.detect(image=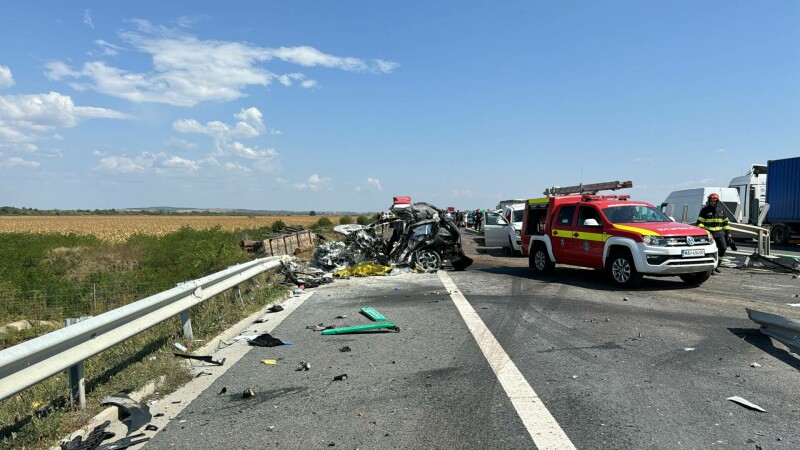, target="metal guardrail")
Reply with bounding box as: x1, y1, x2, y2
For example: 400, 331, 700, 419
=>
746, 308, 800, 354
0, 255, 289, 404
728, 222, 771, 256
